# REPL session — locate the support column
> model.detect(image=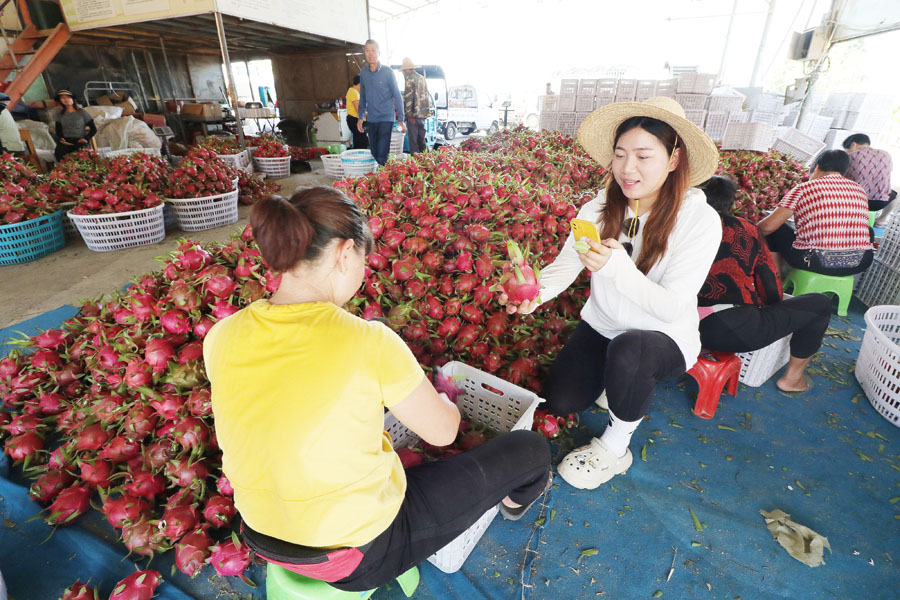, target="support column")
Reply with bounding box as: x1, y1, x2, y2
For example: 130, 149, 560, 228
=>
214, 11, 246, 147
